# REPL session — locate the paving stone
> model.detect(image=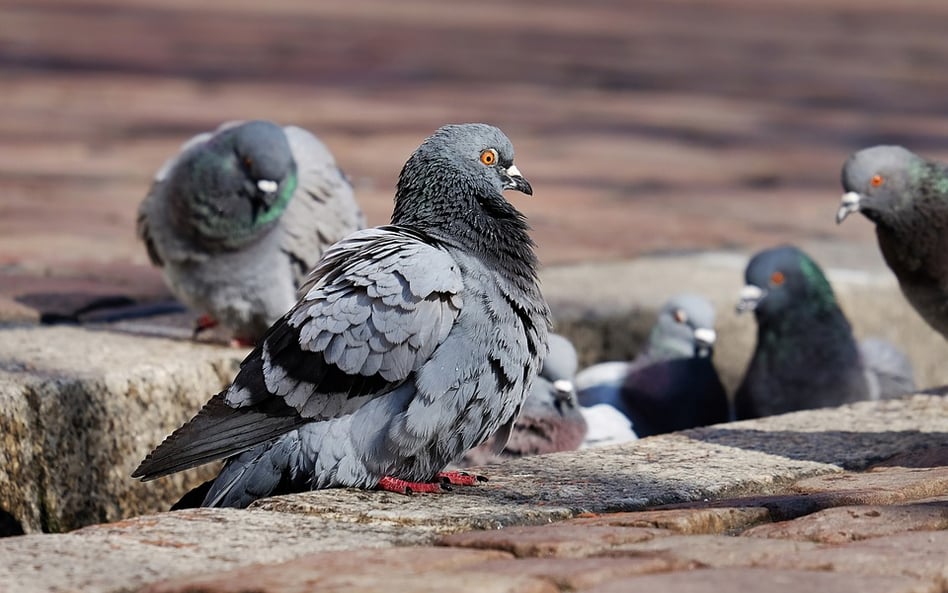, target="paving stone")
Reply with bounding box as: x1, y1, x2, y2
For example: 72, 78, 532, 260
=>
140, 547, 553, 593
581, 567, 939, 593
740, 497, 948, 543
872, 445, 948, 469
566, 507, 771, 535
437, 524, 667, 558
600, 533, 823, 567
467, 557, 675, 591
0, 509, 459, 593
790, 466, 948, 504
782, 531, 948, 582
